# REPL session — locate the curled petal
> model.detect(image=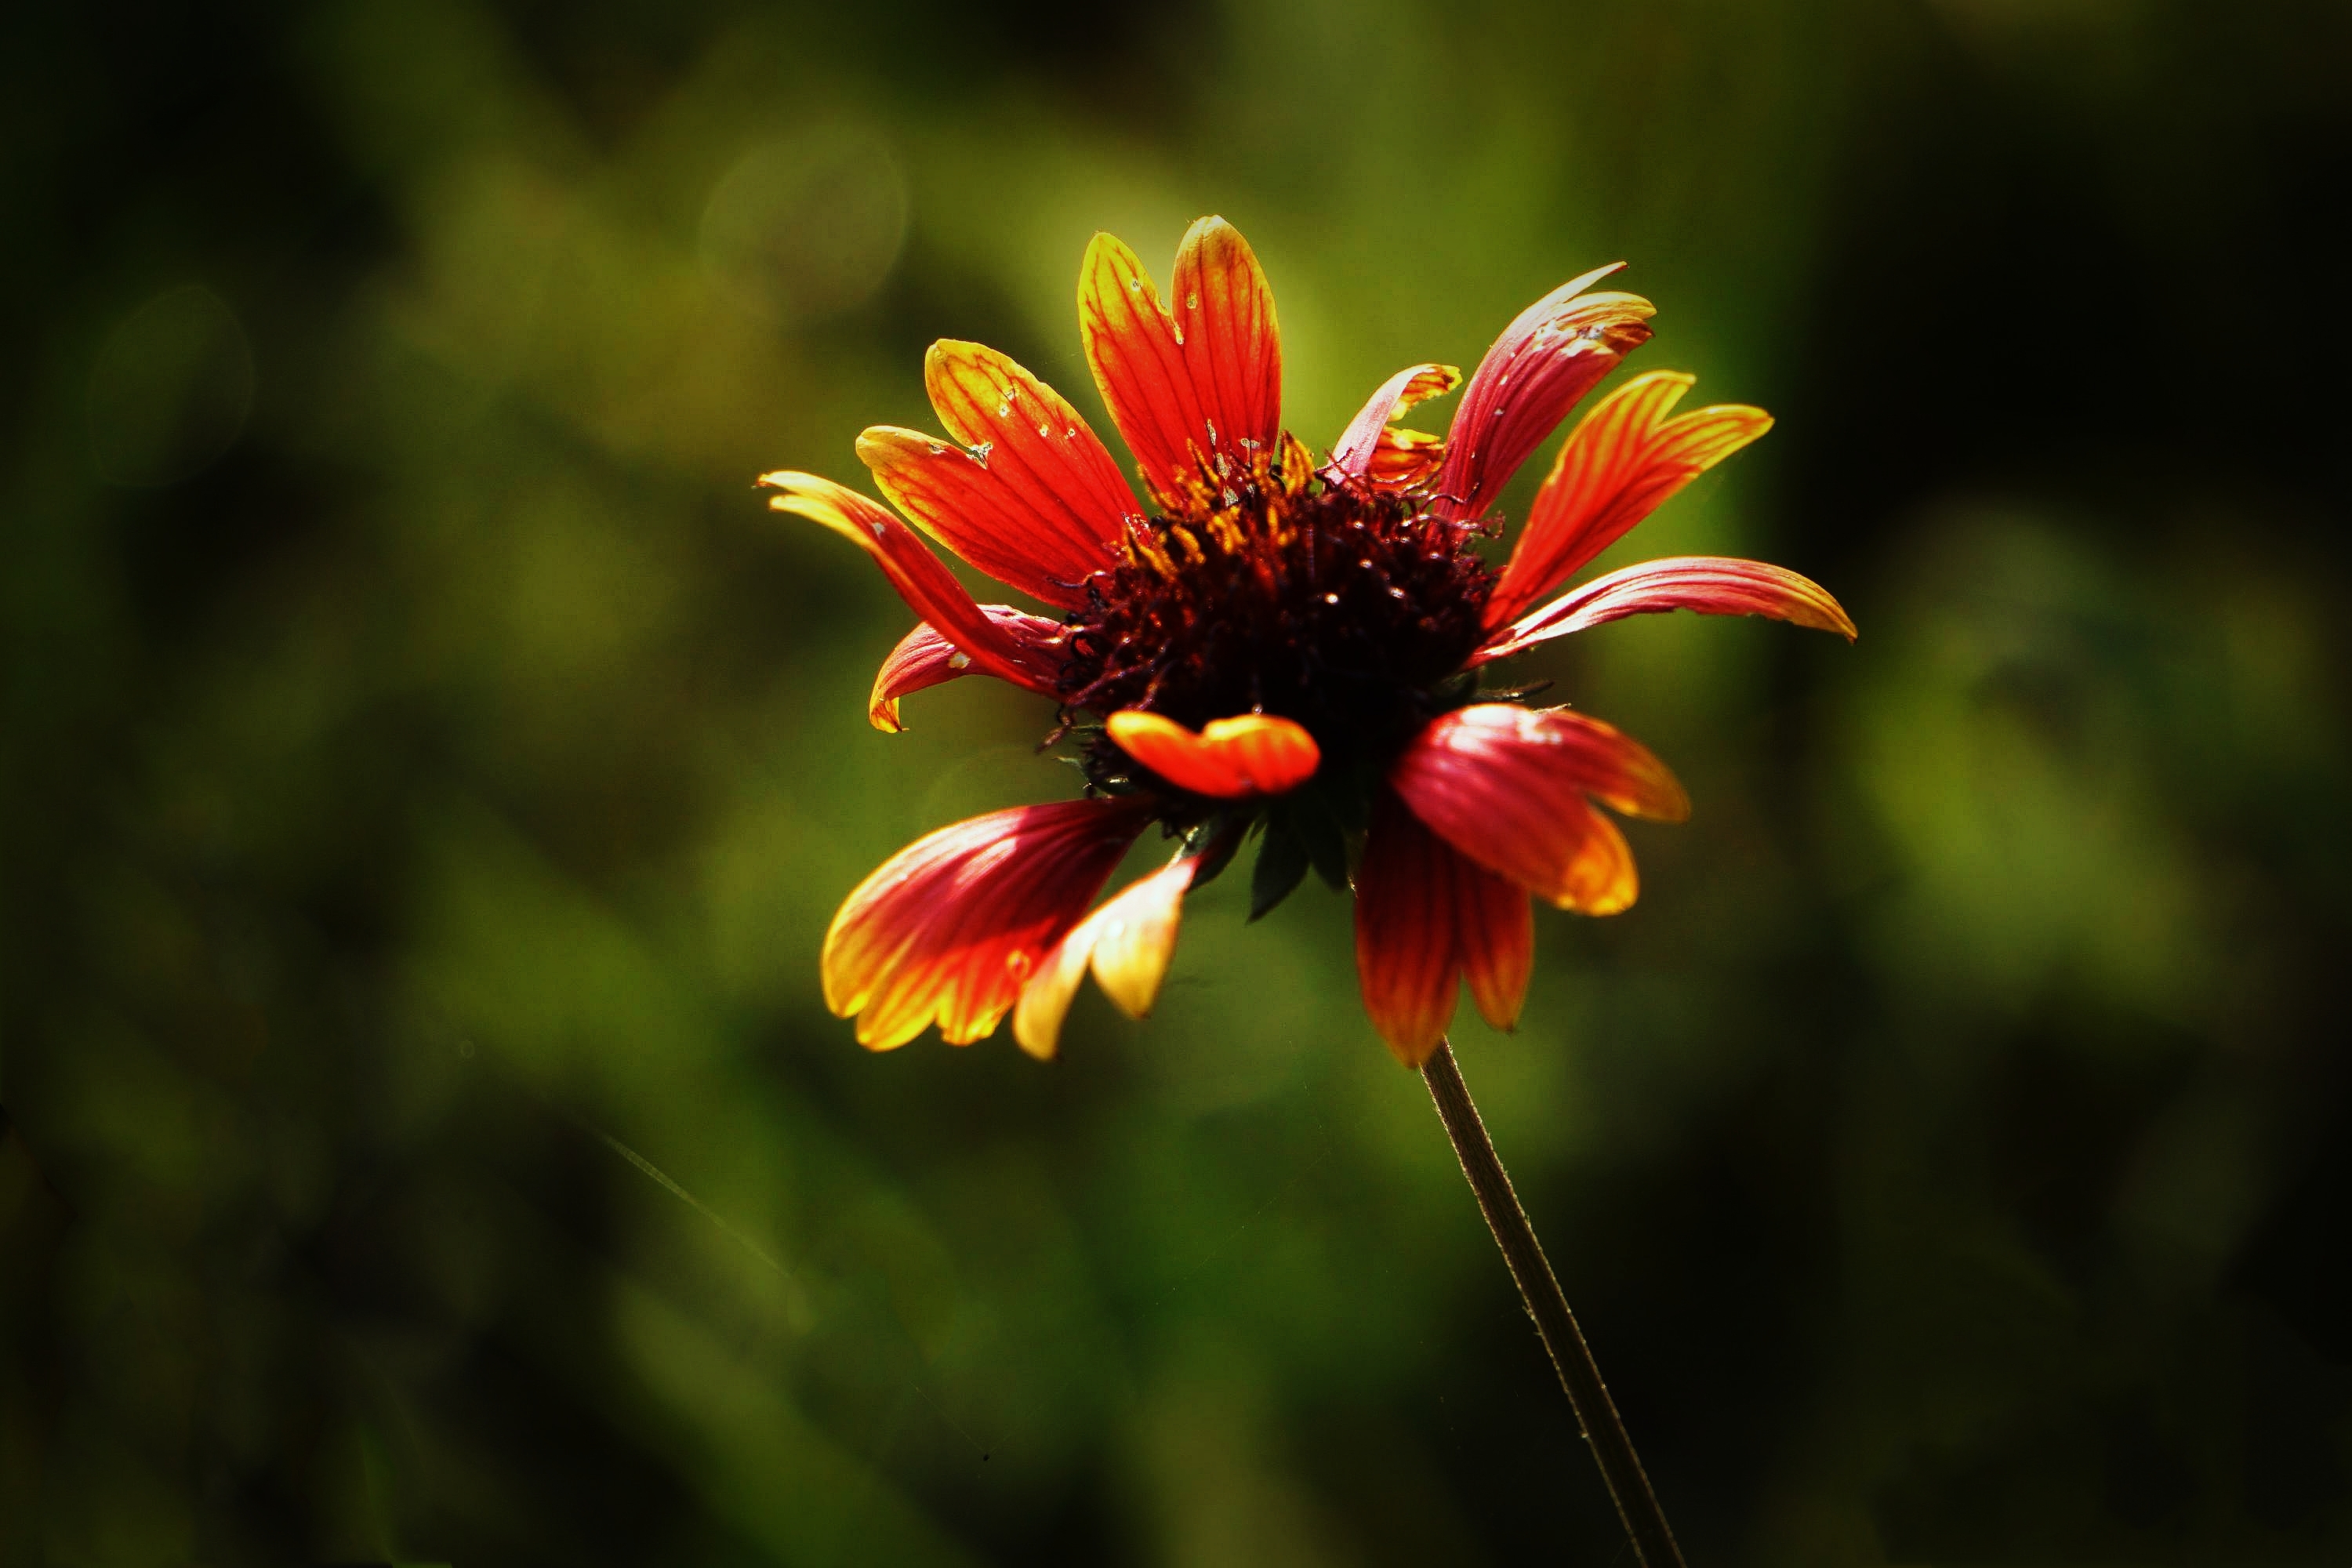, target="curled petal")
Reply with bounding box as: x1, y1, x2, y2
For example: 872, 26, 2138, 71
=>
1435, 265, 1656, 522
1325, 362, 1461, 488
1485, 371, 1773, 627
1474, 555, 1858, 664
1079, 218, 1281, 507
1401, 702, 1688, 822
1013, 852, 1200, 1060
1391, 704, 1683, 913
1366, 430, 1446, 490
822, 800, 1148, 1051
759, 472, 1050, 687
869, 607, 1065, 732
1105, 710, 1320, 798
1353, 789, 1534, 1067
